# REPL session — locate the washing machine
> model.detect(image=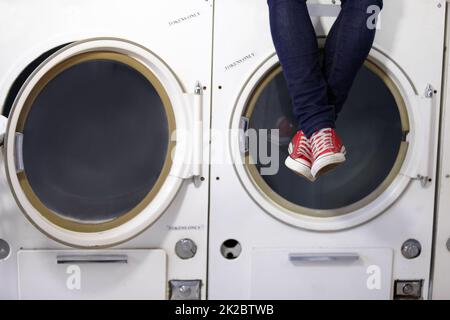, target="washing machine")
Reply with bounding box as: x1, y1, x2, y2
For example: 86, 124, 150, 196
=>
431, 3, 450, 300
0, 0, 212, 299
209, 0, 445, 299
